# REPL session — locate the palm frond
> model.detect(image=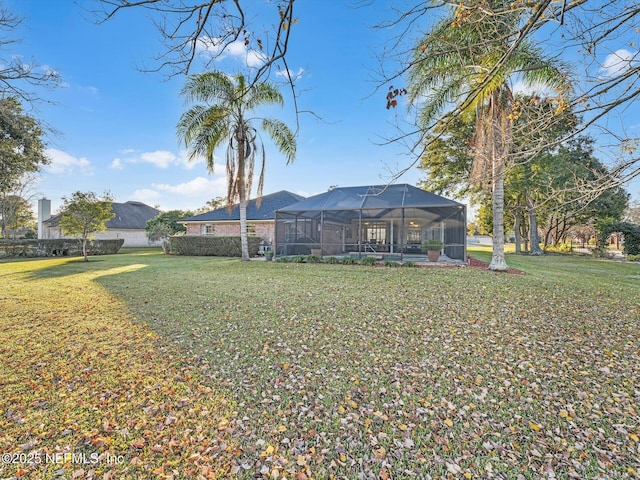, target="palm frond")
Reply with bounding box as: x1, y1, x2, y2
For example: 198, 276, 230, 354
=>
255, 143, 265, 208
180, 71, 235, 105
261, 118, 297, 164
245, 82, 284, 110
